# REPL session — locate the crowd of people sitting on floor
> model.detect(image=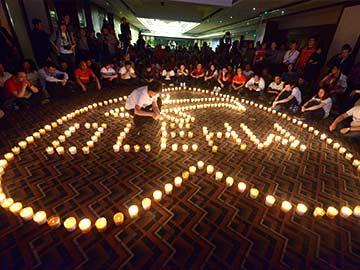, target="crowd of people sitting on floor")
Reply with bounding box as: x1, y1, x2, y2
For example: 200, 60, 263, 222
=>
0, 15, 359, 138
